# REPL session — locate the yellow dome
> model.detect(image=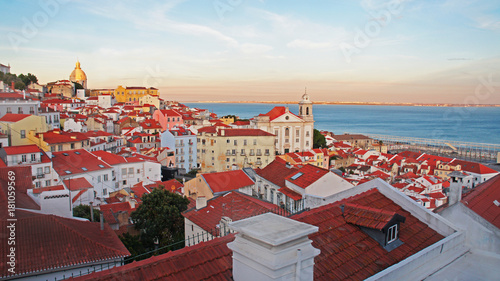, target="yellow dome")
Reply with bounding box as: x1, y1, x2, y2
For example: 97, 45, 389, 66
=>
70, 60, 87, 82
